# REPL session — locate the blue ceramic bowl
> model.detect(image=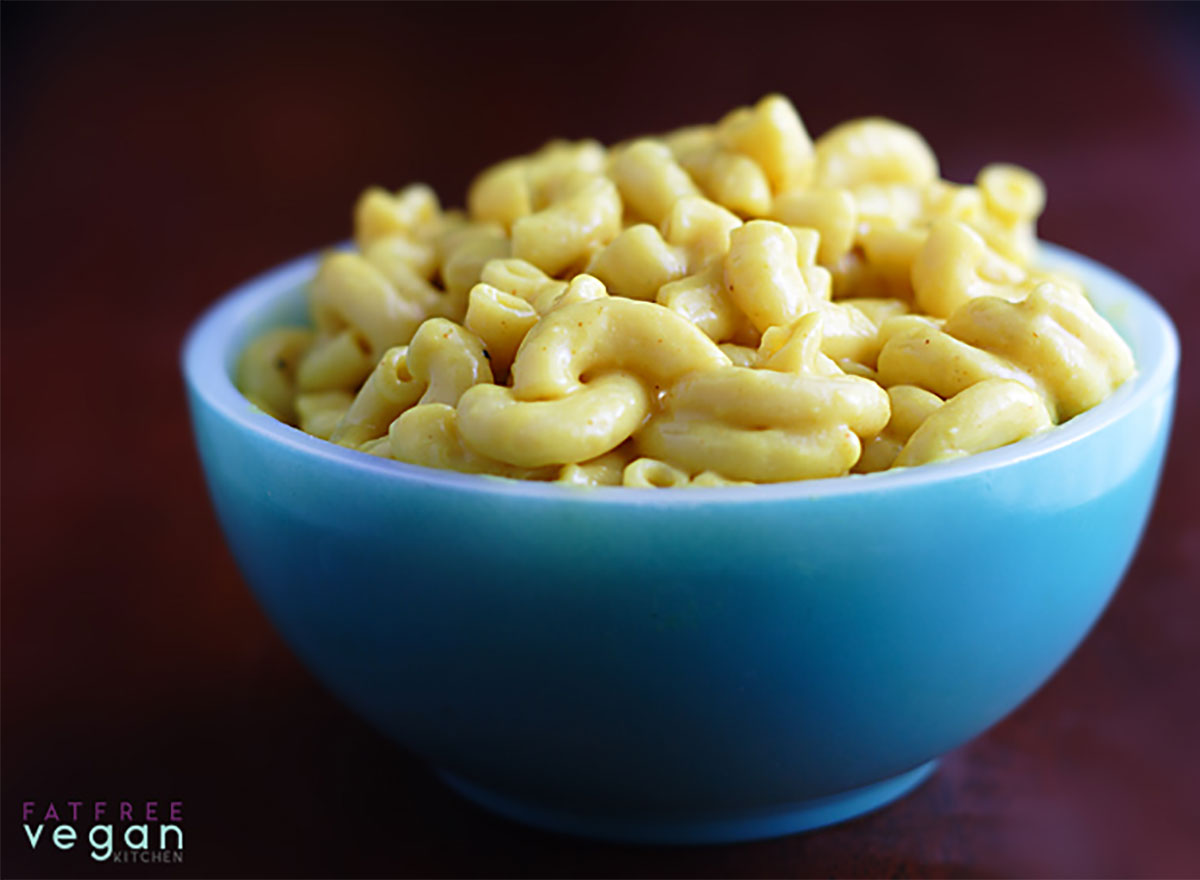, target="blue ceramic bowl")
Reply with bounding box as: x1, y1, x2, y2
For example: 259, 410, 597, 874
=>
183, 244, 1177, 844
